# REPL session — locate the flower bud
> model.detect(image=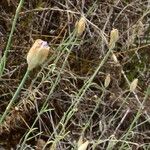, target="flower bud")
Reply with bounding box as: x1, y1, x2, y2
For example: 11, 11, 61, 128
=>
109, 28, 119, 49
76, 16, 86, 36
104, 74, 111, 88
112, 53, 118, 64
78, 140, 89, 150
77, 136, 84, 148
27, 39, 50, 70
130, 78, 138, 92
